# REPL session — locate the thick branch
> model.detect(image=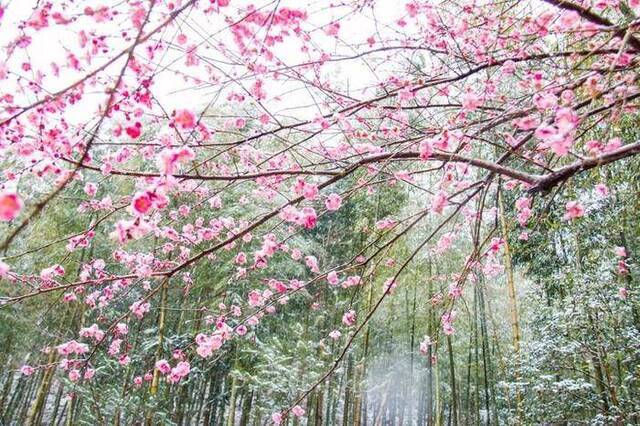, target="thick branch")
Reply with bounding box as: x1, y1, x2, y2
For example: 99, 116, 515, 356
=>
530, 141, 640, 192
